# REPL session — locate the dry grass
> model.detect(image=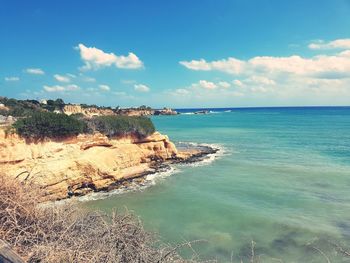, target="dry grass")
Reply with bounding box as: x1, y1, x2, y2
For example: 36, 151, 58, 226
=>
0, 175, 202, 263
